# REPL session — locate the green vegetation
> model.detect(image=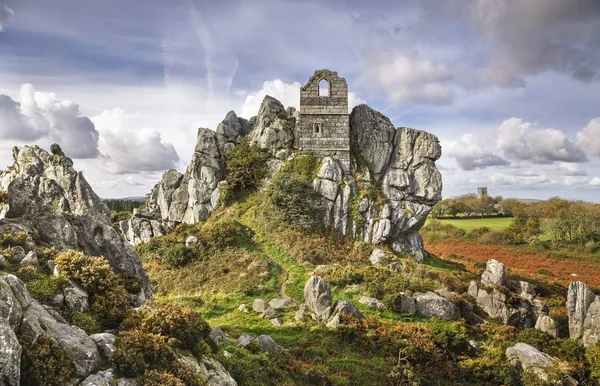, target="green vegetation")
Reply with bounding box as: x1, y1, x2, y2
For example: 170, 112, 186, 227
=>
104, 198, 144, 213
225, 137, 271, 191
19, 334, 73, 386
55, 251, 130, 328
426, 217, 513, 232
